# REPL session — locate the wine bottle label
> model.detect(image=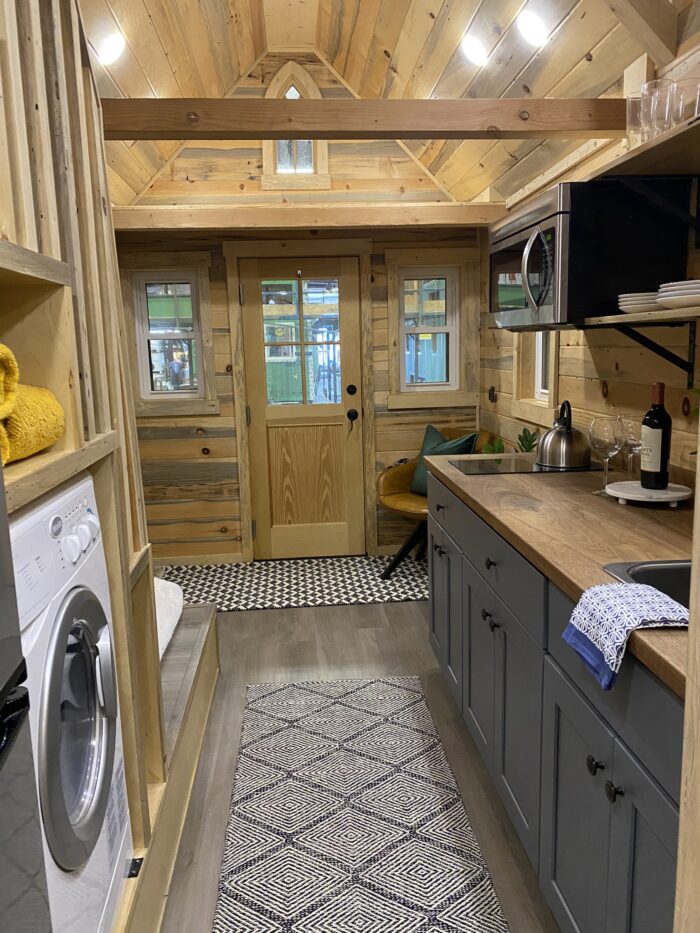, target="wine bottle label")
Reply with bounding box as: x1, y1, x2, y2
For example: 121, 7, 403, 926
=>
641, 425, 662, 472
